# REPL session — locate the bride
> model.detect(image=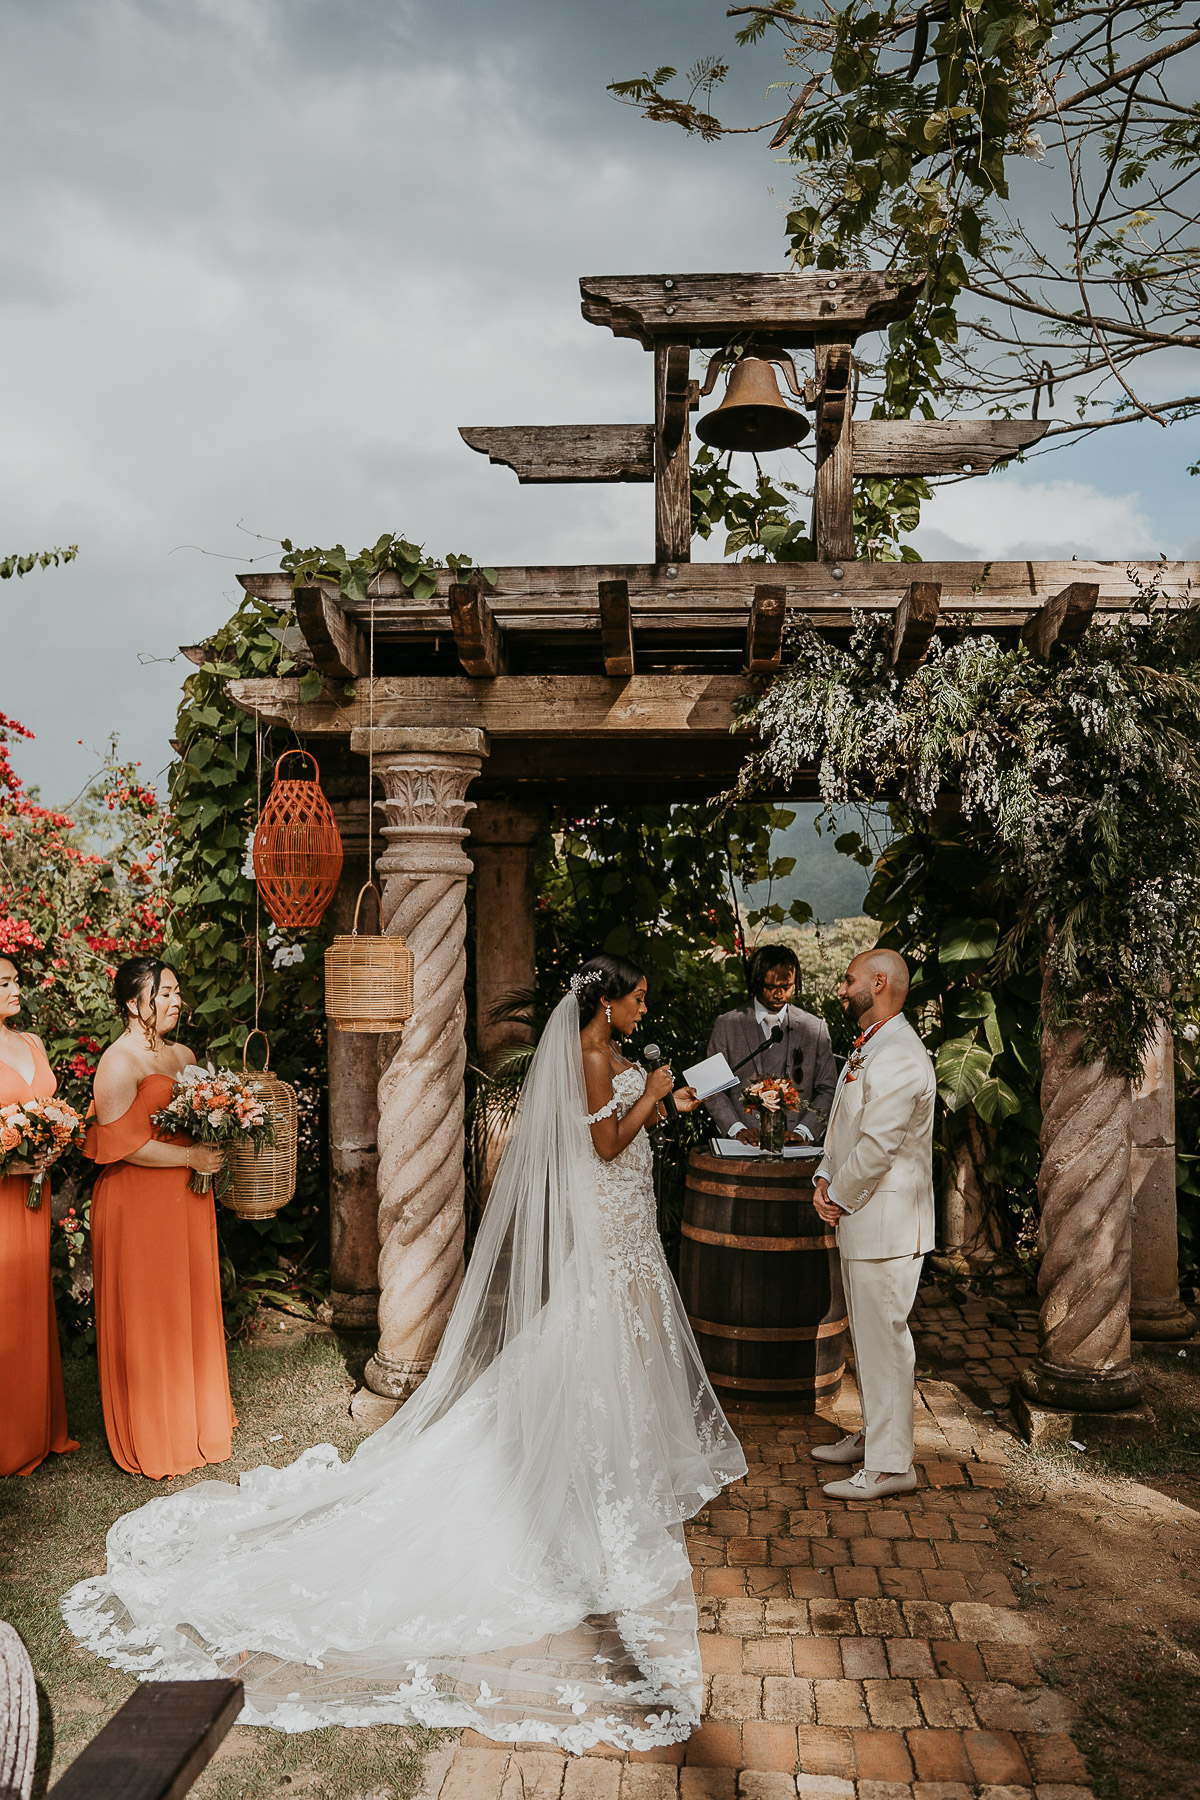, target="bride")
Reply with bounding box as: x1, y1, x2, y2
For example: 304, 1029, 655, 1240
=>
62, 954, 747, 1752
